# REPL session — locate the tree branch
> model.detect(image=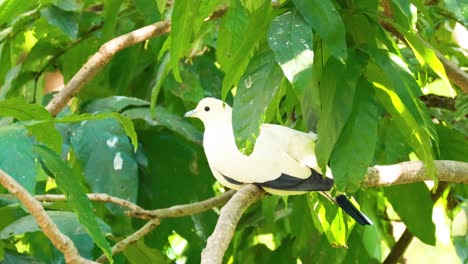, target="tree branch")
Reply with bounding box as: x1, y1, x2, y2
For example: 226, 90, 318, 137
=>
200, 161, 467, 263
95, 218, 161, 263
128, 190, 235, 219
383, 229, 414, 264
45, 20, 171, 116
201, 185, 265, 264
0, 170, 96, 264
363, 160, 467, 187
35, 193, 145, 212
